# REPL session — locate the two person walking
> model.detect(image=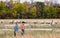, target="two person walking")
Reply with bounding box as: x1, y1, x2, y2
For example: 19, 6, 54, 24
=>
14, 21, 25, 37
